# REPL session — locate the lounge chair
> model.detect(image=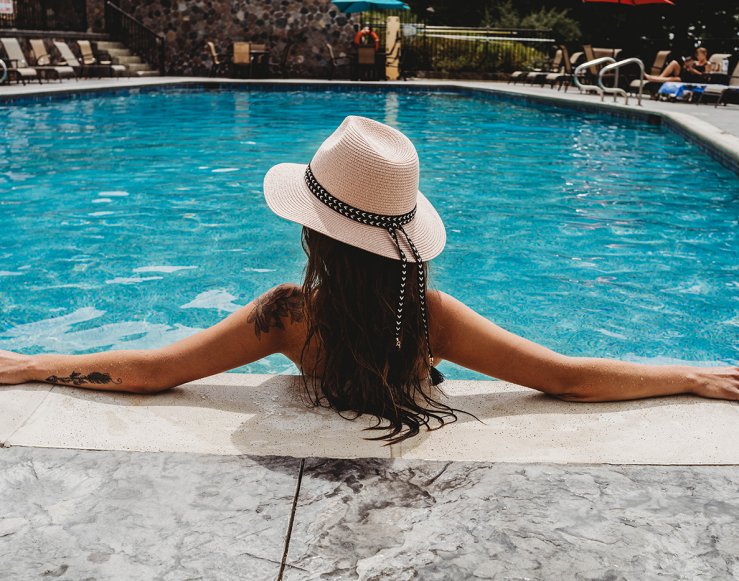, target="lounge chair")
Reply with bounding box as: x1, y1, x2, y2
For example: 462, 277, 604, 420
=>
205, 41, 227, 76
578, 44, 619, 91
29, 39, 76, 82
77, 40, 126, 77
53, 40, 83, 75
629, 50, 670, 96
699, 61, 739, 106
545, 45, 576, 90
0, 38, 40, 84
54, 40, 106, 78
326, 43, 350, 81
708, 53, 731, 75
527, 49, 563, 86
509, 49, 562, 86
